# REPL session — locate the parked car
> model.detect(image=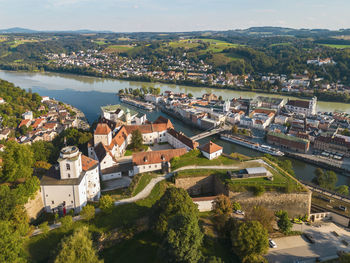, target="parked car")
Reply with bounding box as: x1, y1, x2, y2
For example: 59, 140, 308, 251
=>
303, 233, 315, 244
269, 238, 277, 248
